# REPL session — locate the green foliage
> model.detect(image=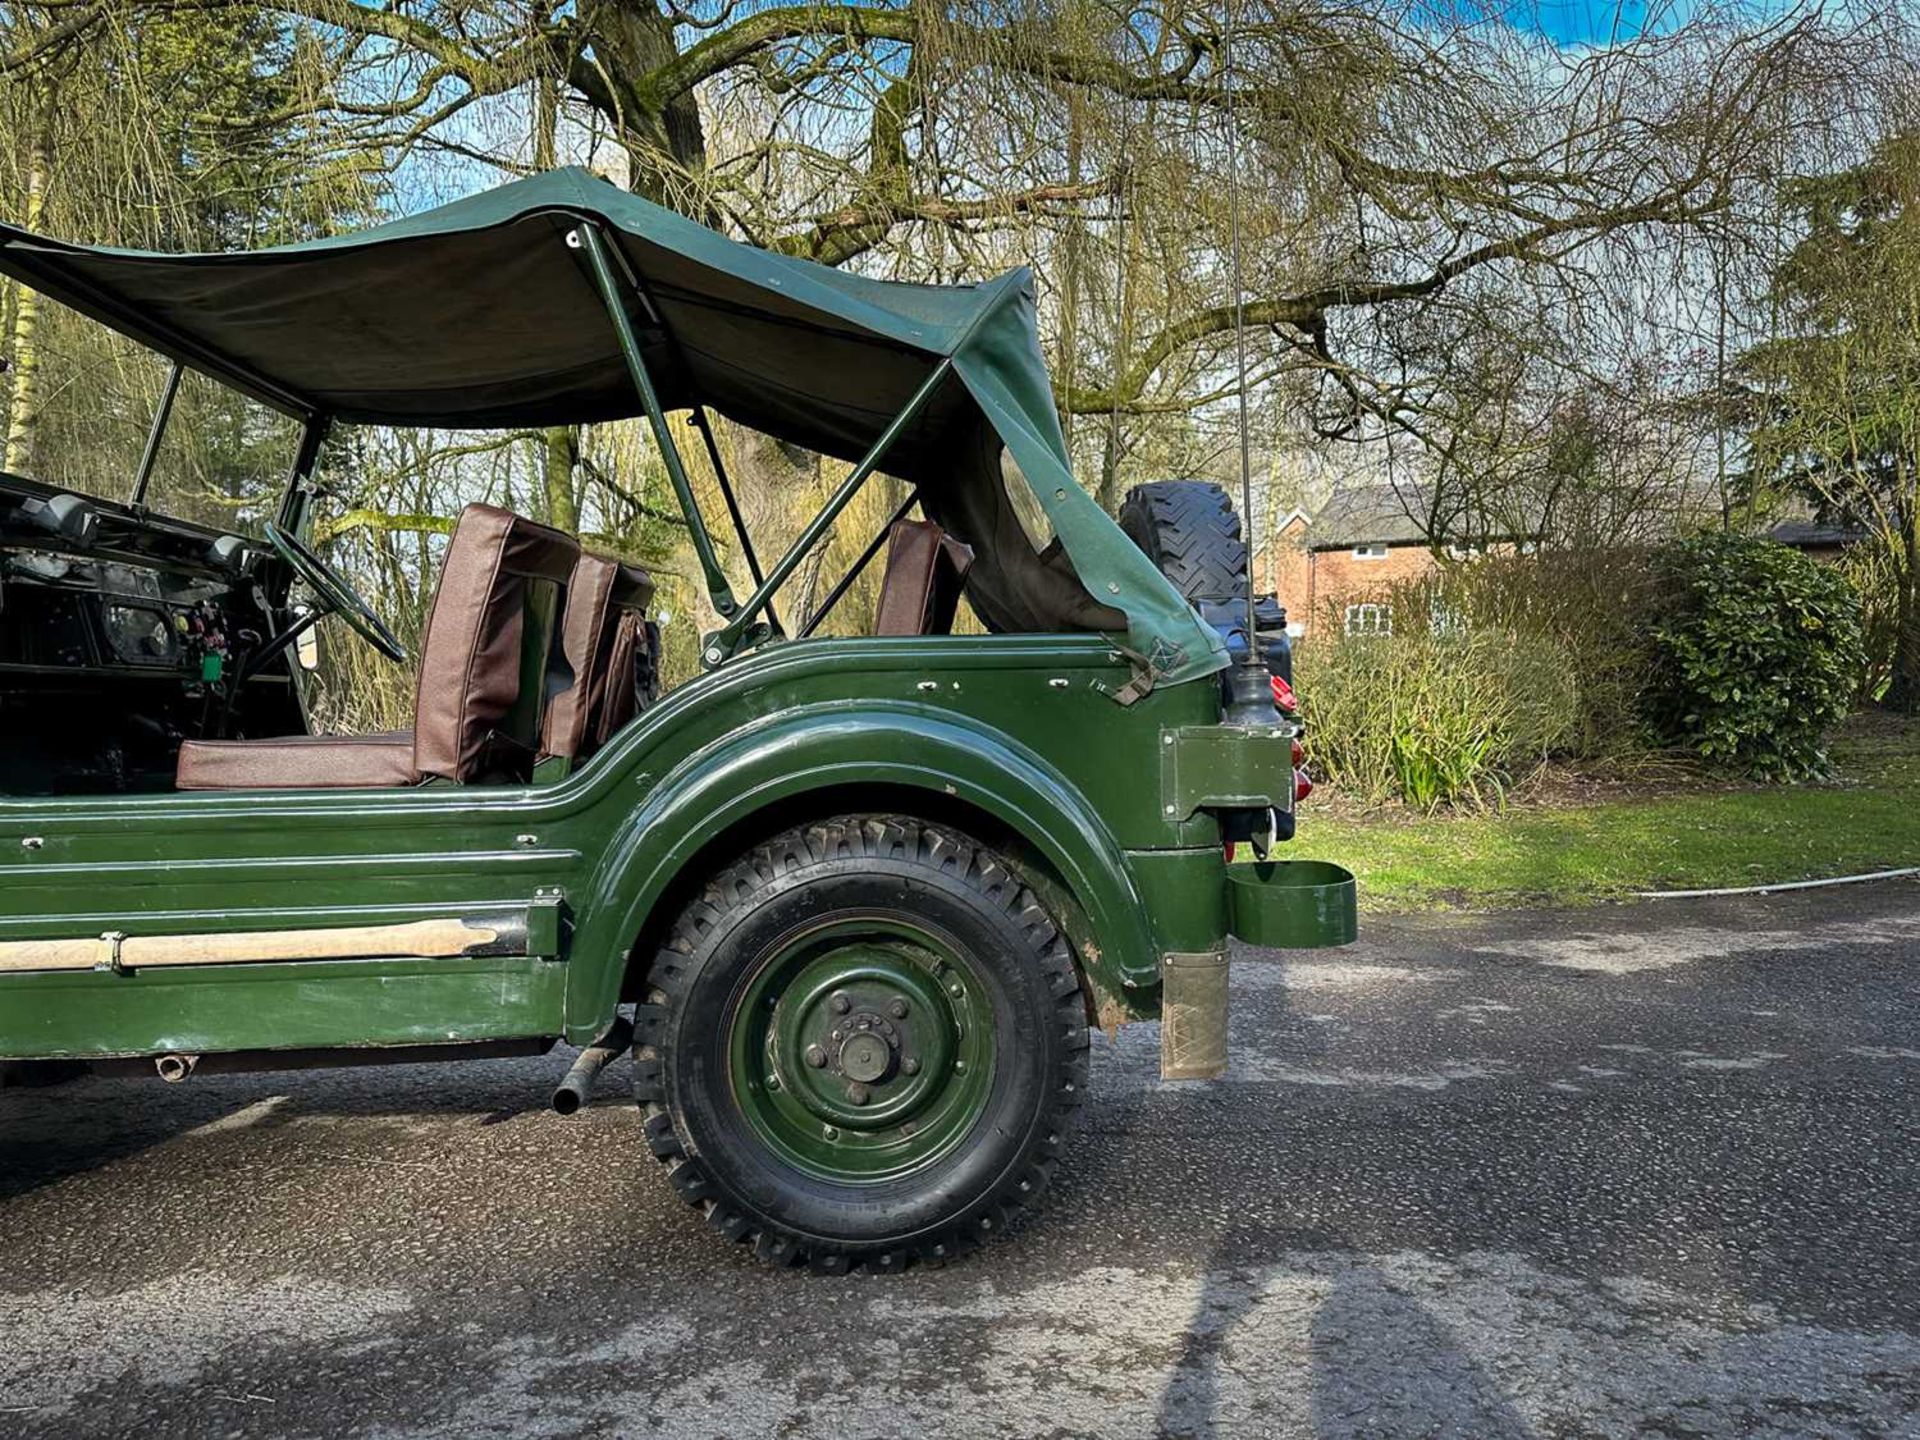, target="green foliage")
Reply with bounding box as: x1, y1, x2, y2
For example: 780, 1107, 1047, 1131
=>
1298, 618, 1580, 811
1737, 131, 1920, 710
1427, 547, 1658, 759
1642, 533, 1863, 778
